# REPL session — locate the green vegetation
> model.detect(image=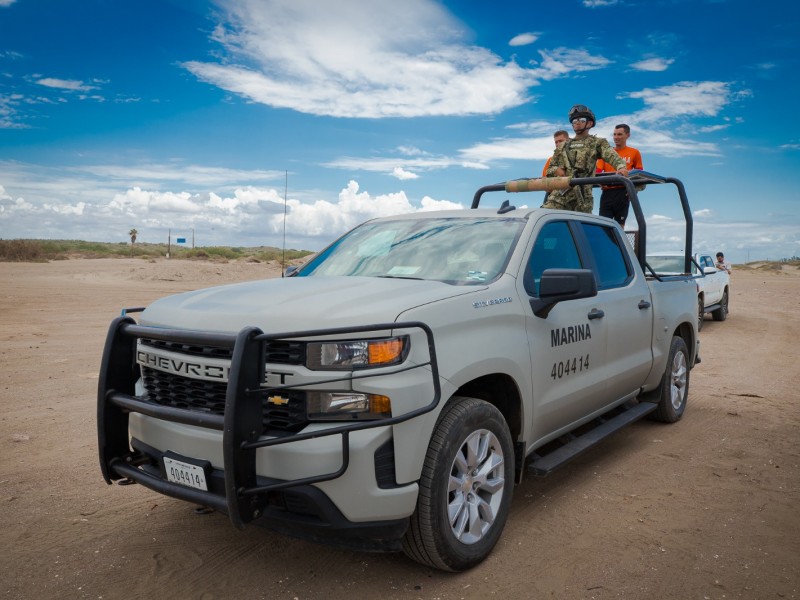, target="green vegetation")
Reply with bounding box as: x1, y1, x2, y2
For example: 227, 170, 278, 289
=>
0, 239, 313, 263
